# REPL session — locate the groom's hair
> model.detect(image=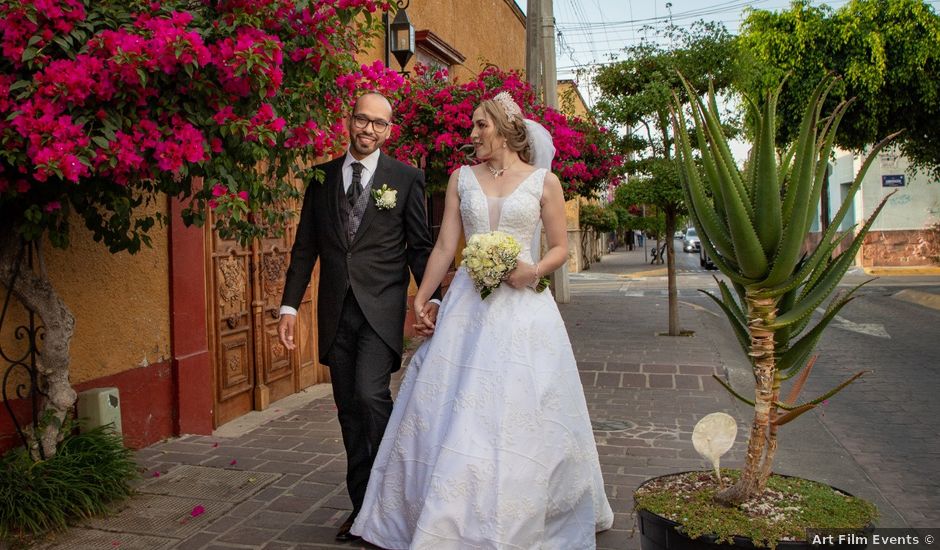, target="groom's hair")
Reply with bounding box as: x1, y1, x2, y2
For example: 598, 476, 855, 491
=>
479, 99, 532, 164
353, 92, 394, 118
